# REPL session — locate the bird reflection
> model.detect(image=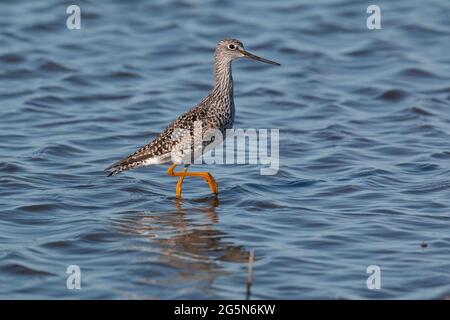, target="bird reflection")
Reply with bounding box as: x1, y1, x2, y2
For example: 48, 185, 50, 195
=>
117, 196, 250, 296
